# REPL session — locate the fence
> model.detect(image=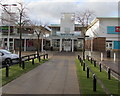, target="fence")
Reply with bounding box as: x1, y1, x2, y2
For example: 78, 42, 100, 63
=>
3, 53, 48, 78
78, 55, 112, 94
